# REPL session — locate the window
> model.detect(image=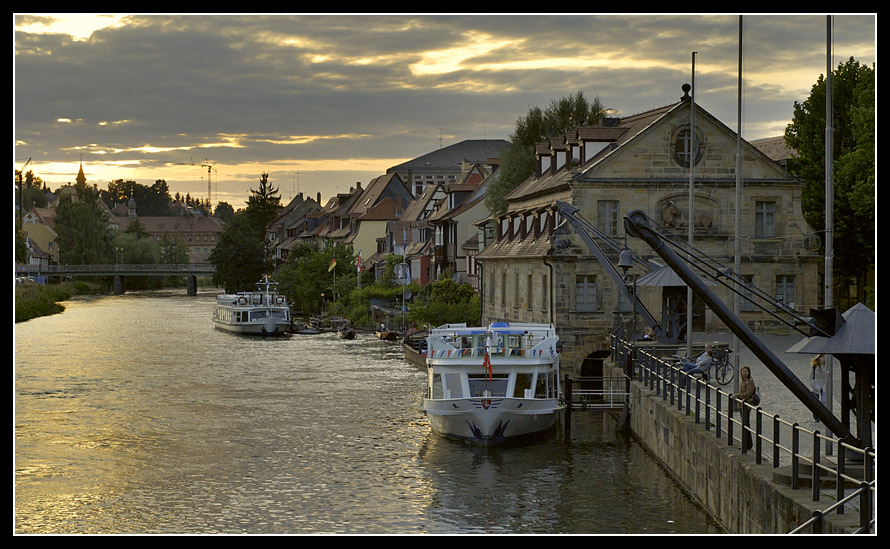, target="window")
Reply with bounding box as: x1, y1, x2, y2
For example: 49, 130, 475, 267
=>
597, 200, 619, 237
542, 274, 549, 312
776, 275, 795, 309
514, 272, 520, 308
673, 127, 702, 168
469, 374, 509, 397
616, 274, 635, 312
527, 274, 533, 310
755, 201, 776, 238
576, 275, 597, 312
